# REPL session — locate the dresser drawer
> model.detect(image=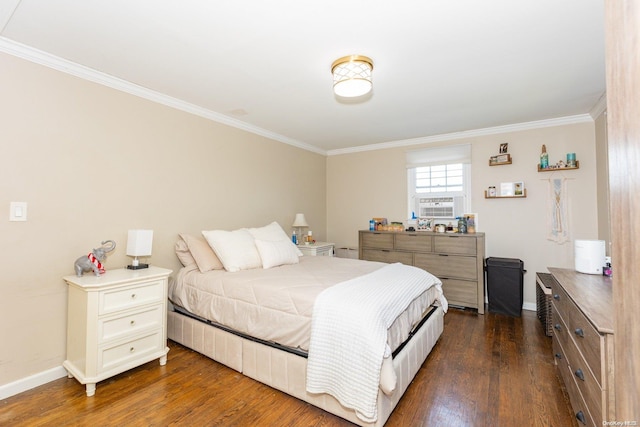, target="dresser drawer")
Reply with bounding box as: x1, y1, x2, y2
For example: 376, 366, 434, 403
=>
361, 249, 413, 265
440, 278, 477, 307
554, 337, 596, 427
98, 330, 164, 374
552, 307, 604, 424
550, 283, 573, 333
394, 233, 432, 252
99, 281, 164, 315
360, 232, 394, 249
433, 235, 476, 255
567, 304, 604, 385
99, 304, 164, 343
414, 253, 477, 280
